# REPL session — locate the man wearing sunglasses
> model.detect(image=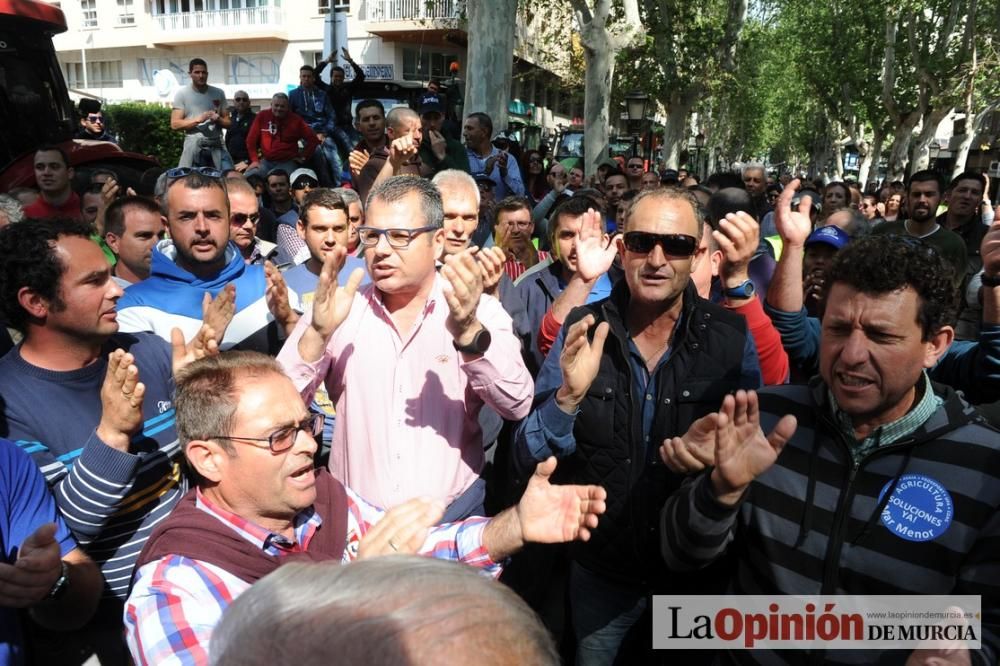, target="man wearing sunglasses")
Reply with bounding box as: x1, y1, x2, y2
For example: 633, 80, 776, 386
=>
125, 351, 605, 665
117, 171, 300, 355
227, 177, 278, 266
278, 176, 533, 523
514, 187, 761, 663
75, 99, 116, 143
